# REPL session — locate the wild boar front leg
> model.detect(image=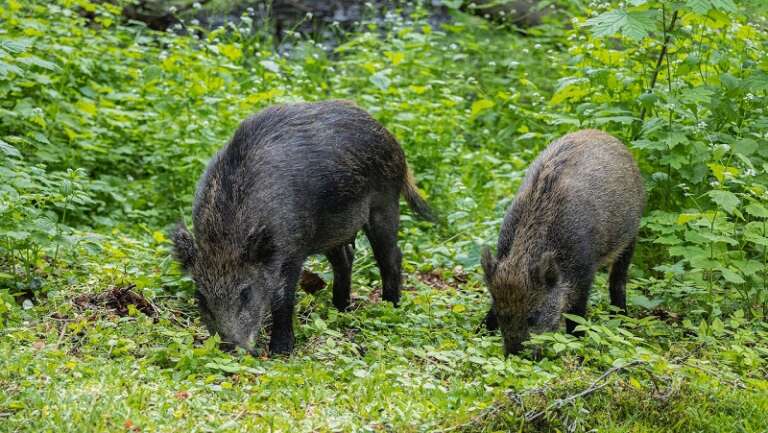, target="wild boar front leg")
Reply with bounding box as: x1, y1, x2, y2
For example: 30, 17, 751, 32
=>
269, 261, 302, 355
608, 239, 636, 314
